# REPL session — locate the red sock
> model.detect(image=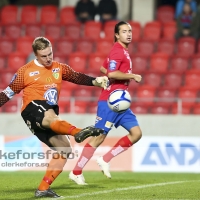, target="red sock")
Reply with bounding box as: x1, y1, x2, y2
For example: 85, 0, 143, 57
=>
103, 136, 133, 163
73, 143, 96, 175
50, 120, 81, 136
